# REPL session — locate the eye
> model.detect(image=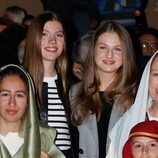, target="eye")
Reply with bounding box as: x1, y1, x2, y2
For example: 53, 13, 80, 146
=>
42, 31, 49, 39
153, 73, 158, 76
132, 143, 143, 150
16, 93, 25, 98
151, 71, 158, 77
151, 43, 158, 49
141, 42, 148, 49
97, 44, 108, 53
0, 92, 9, 97
113, 47, 122, 53
148, 141, 158, 149
56, 32, 64, 38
